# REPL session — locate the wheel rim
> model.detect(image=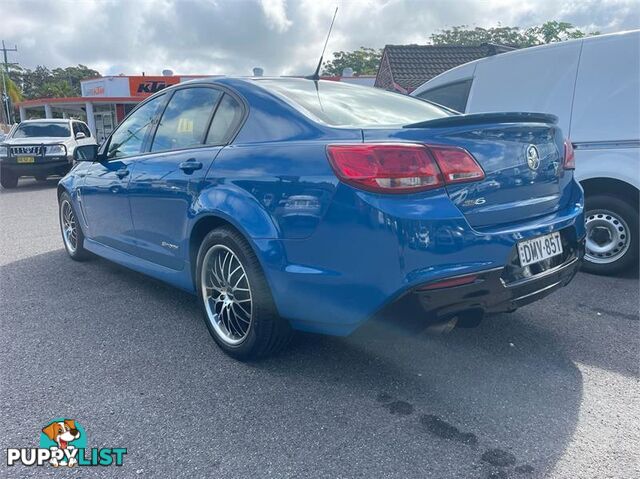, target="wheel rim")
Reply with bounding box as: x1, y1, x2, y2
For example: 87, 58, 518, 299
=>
585, 209, 630, 264
60, 199, 78, 254
200, 244, 253, 345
